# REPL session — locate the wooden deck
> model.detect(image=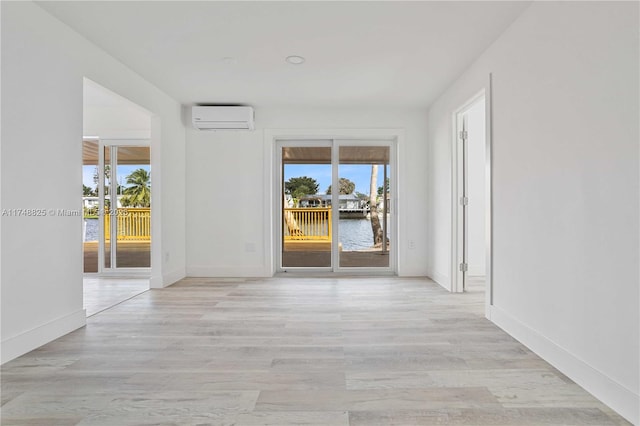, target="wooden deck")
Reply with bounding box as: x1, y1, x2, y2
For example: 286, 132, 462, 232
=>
83, 241, 151, 272
282, 250, 389, 268
84, 242, 388, 271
